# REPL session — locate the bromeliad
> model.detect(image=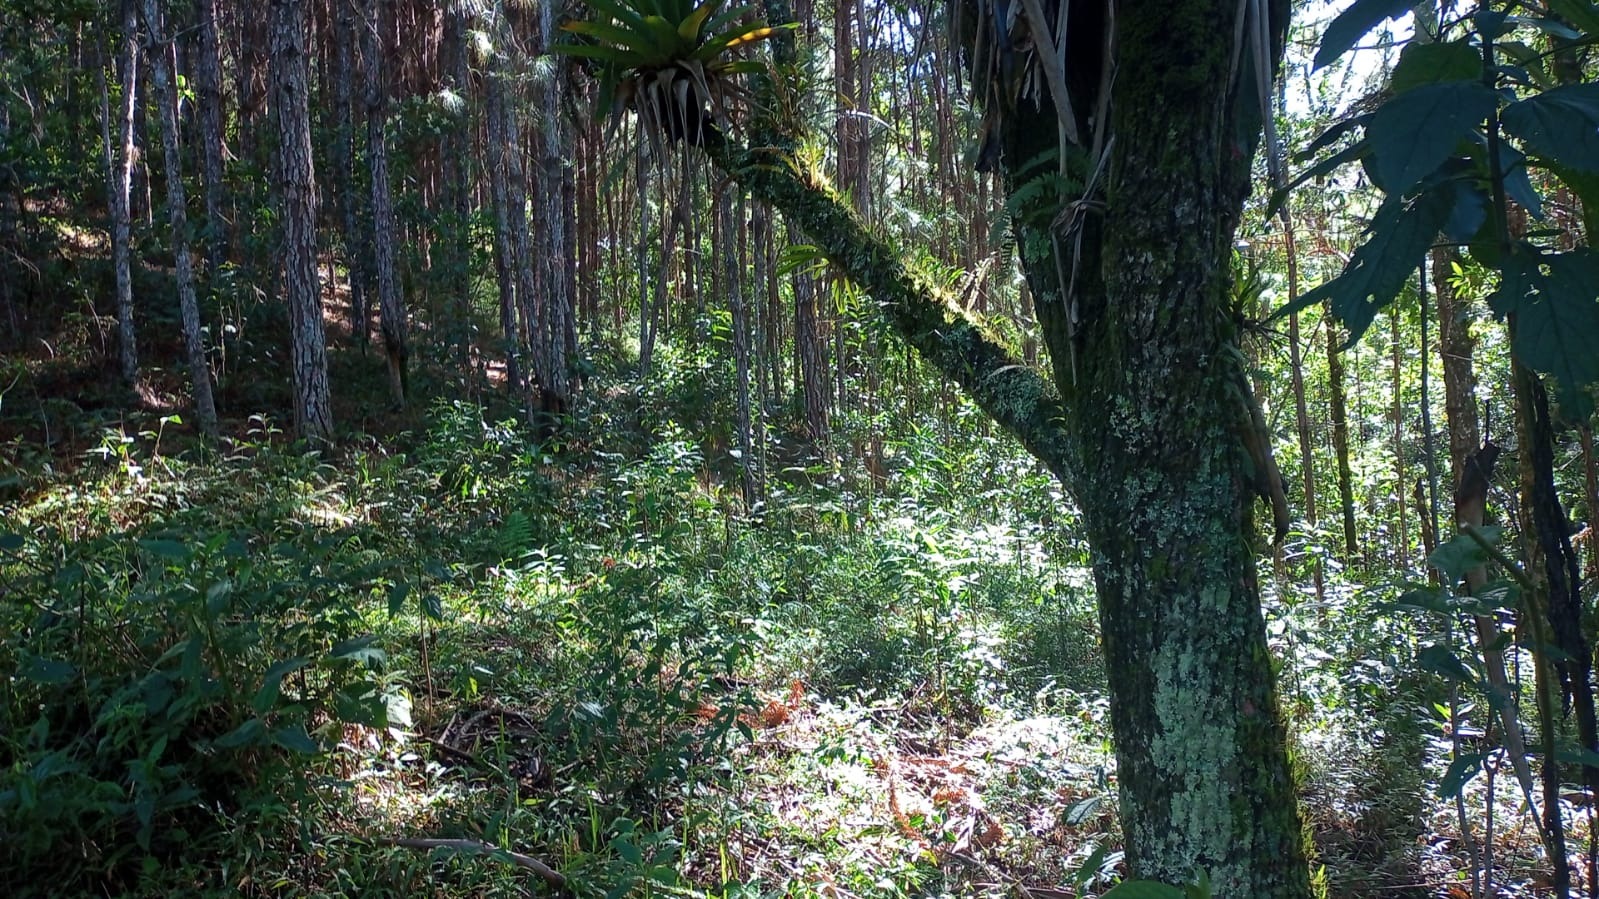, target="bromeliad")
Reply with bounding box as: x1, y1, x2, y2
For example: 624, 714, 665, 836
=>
556, 0, 791, 148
